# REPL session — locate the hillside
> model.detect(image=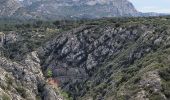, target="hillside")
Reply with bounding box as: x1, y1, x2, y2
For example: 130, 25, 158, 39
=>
0, 16, 170, 100
0, 0, 21, 17
0, 0, 139, 19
